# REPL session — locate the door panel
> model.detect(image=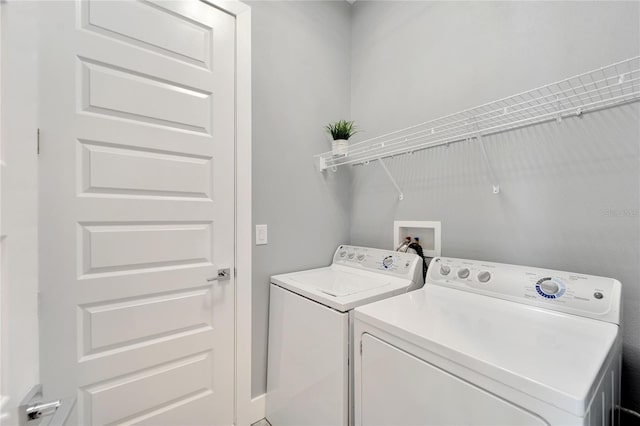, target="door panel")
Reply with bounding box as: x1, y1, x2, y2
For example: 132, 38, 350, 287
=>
82, 0, 212, 68
79, 141, 213, 199
80, 59, 212, 133
83, 352, 212, 426
80, 288, 212, 354
38, 1, 235, 424
80, 222, 212, 274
